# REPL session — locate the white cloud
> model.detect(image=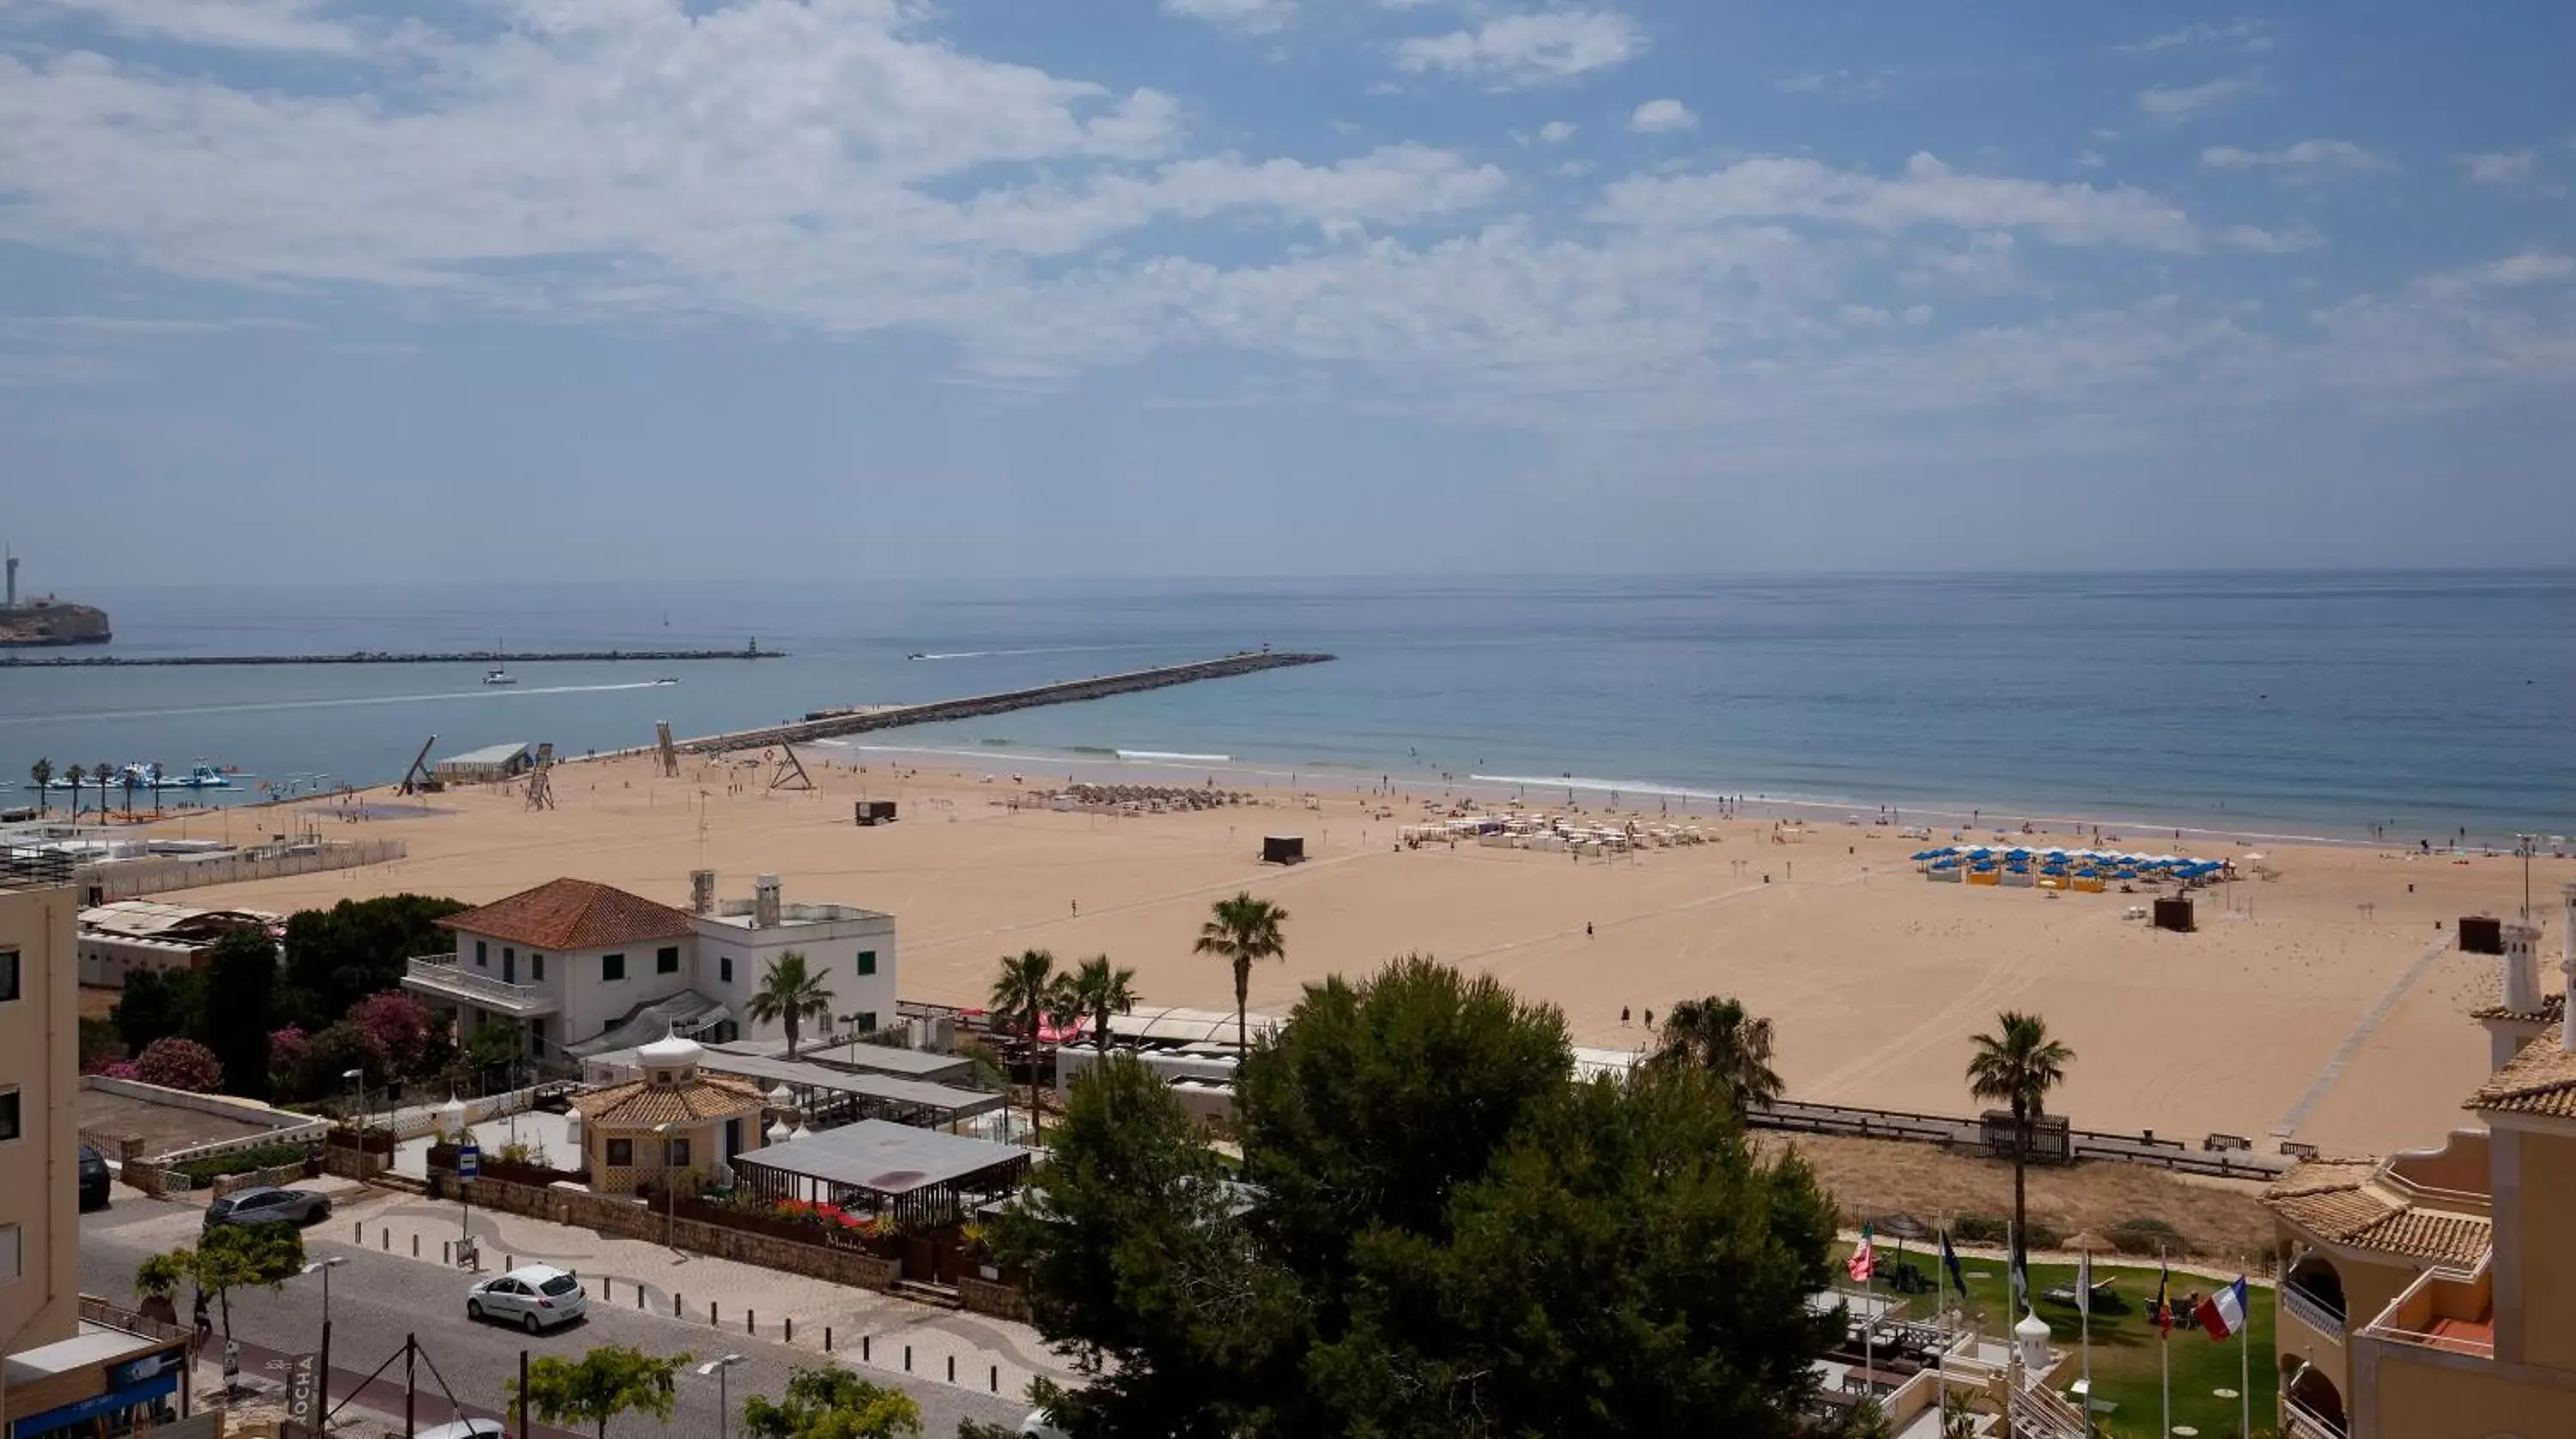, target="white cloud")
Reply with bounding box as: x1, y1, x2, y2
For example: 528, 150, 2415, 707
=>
2136, 75, 2261, 124
1626, 99, 1697, 135
1771, 69, 1886, 100
2200, 139, 2389, 182
1595, 153, 2202, 251
15, 0, 357, 53
1537, 120, 1577, 145
2075, 149, 2108, 169
2455, 149, 2537, 185
1161, 0, 1296, 36
2415, 252, 2573, 299
2121, 19, 2271, 56
2221, 224, 2324, 254
1395, 9, 1643, 88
